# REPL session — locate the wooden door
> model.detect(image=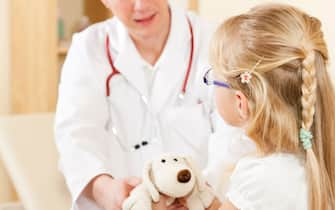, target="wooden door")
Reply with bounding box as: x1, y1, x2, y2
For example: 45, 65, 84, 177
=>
10, 0, 58, 113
